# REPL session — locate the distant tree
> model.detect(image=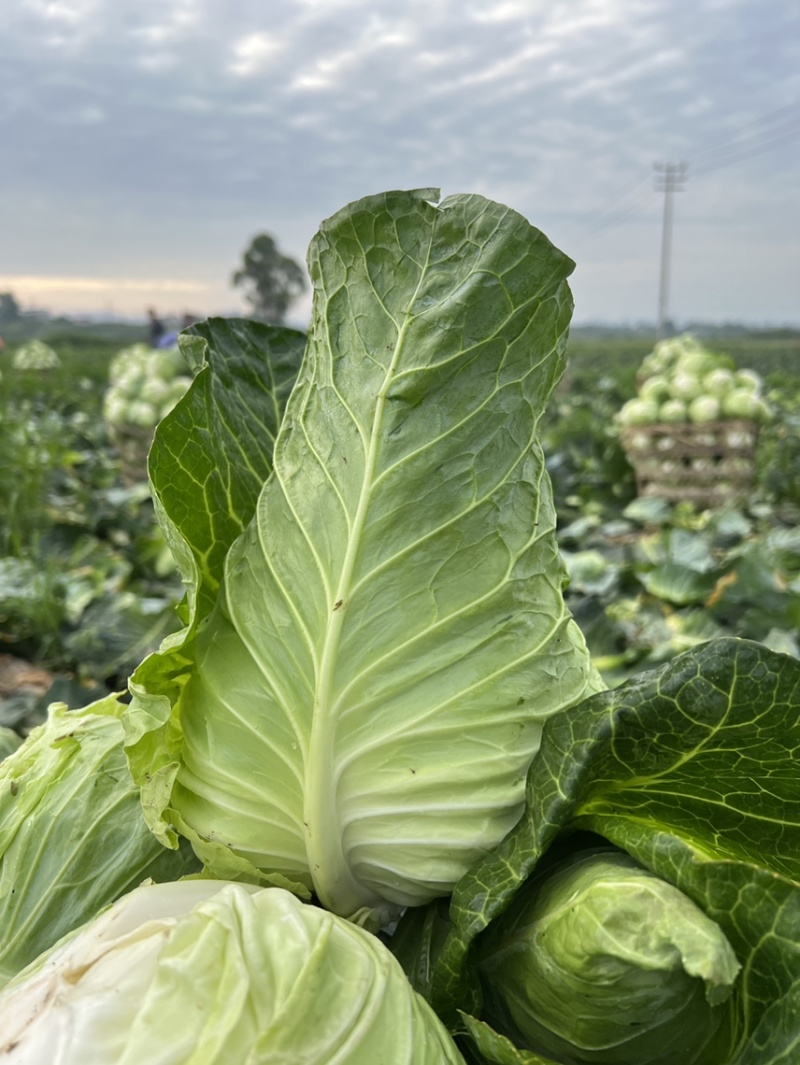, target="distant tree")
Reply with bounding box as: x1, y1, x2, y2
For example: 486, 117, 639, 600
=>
0, 292, 21, 325
232, 234, 307, 324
